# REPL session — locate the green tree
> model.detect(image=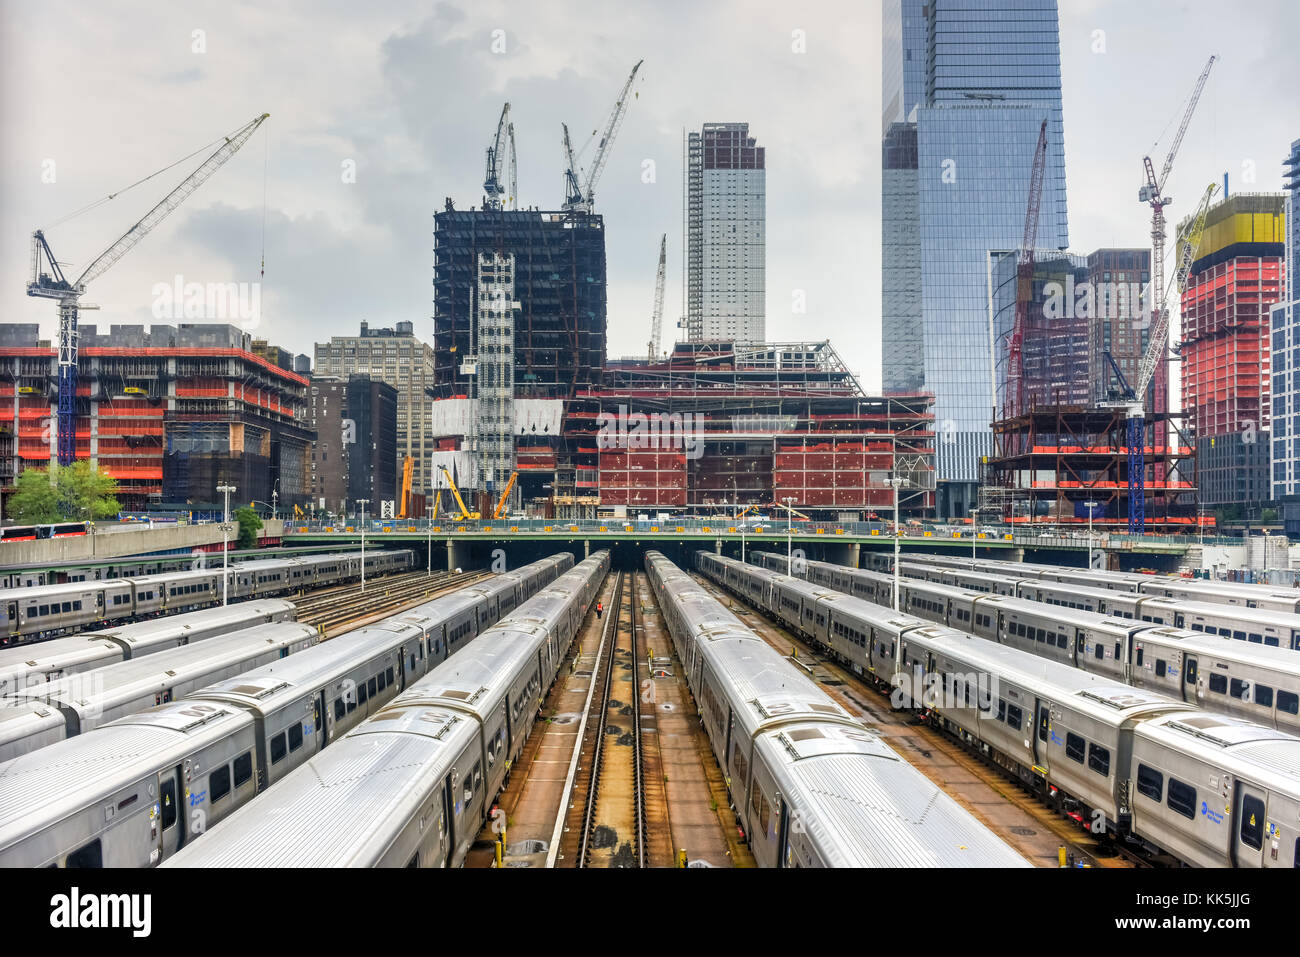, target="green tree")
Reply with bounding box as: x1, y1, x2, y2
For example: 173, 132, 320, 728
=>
7, 462, 118, 523
234, 506, 263, 548
1261, 507, 1279, 524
